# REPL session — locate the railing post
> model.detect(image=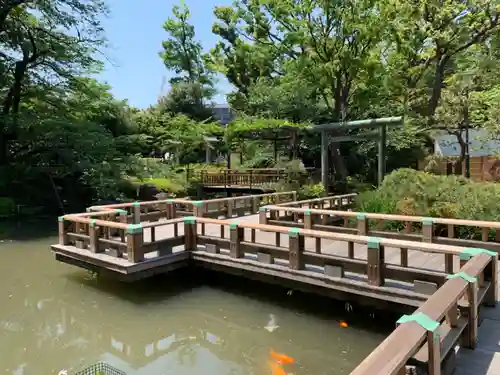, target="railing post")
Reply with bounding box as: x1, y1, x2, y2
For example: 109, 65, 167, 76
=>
58, 216, 70, 245
396, 313, 440, 375
460, 248, 497, 306
367, 237, 385, 286
288, 228, 304, 270
292, 191, 297, 201
117, 209, 128, 242
304, 209, 312, 229
356, 213, 368, 235
259, 207, 268, 225
132, 201, 141, 224
446, 272, 478, 349
422, 217, 434, 243
184, 216, 197, 251
485, 253, 499, 306
229, 222, 244, 258
193, 201, 205, 235
252, 197, 259, 213
126, 224, 144, 262
89, 219, 103, 253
